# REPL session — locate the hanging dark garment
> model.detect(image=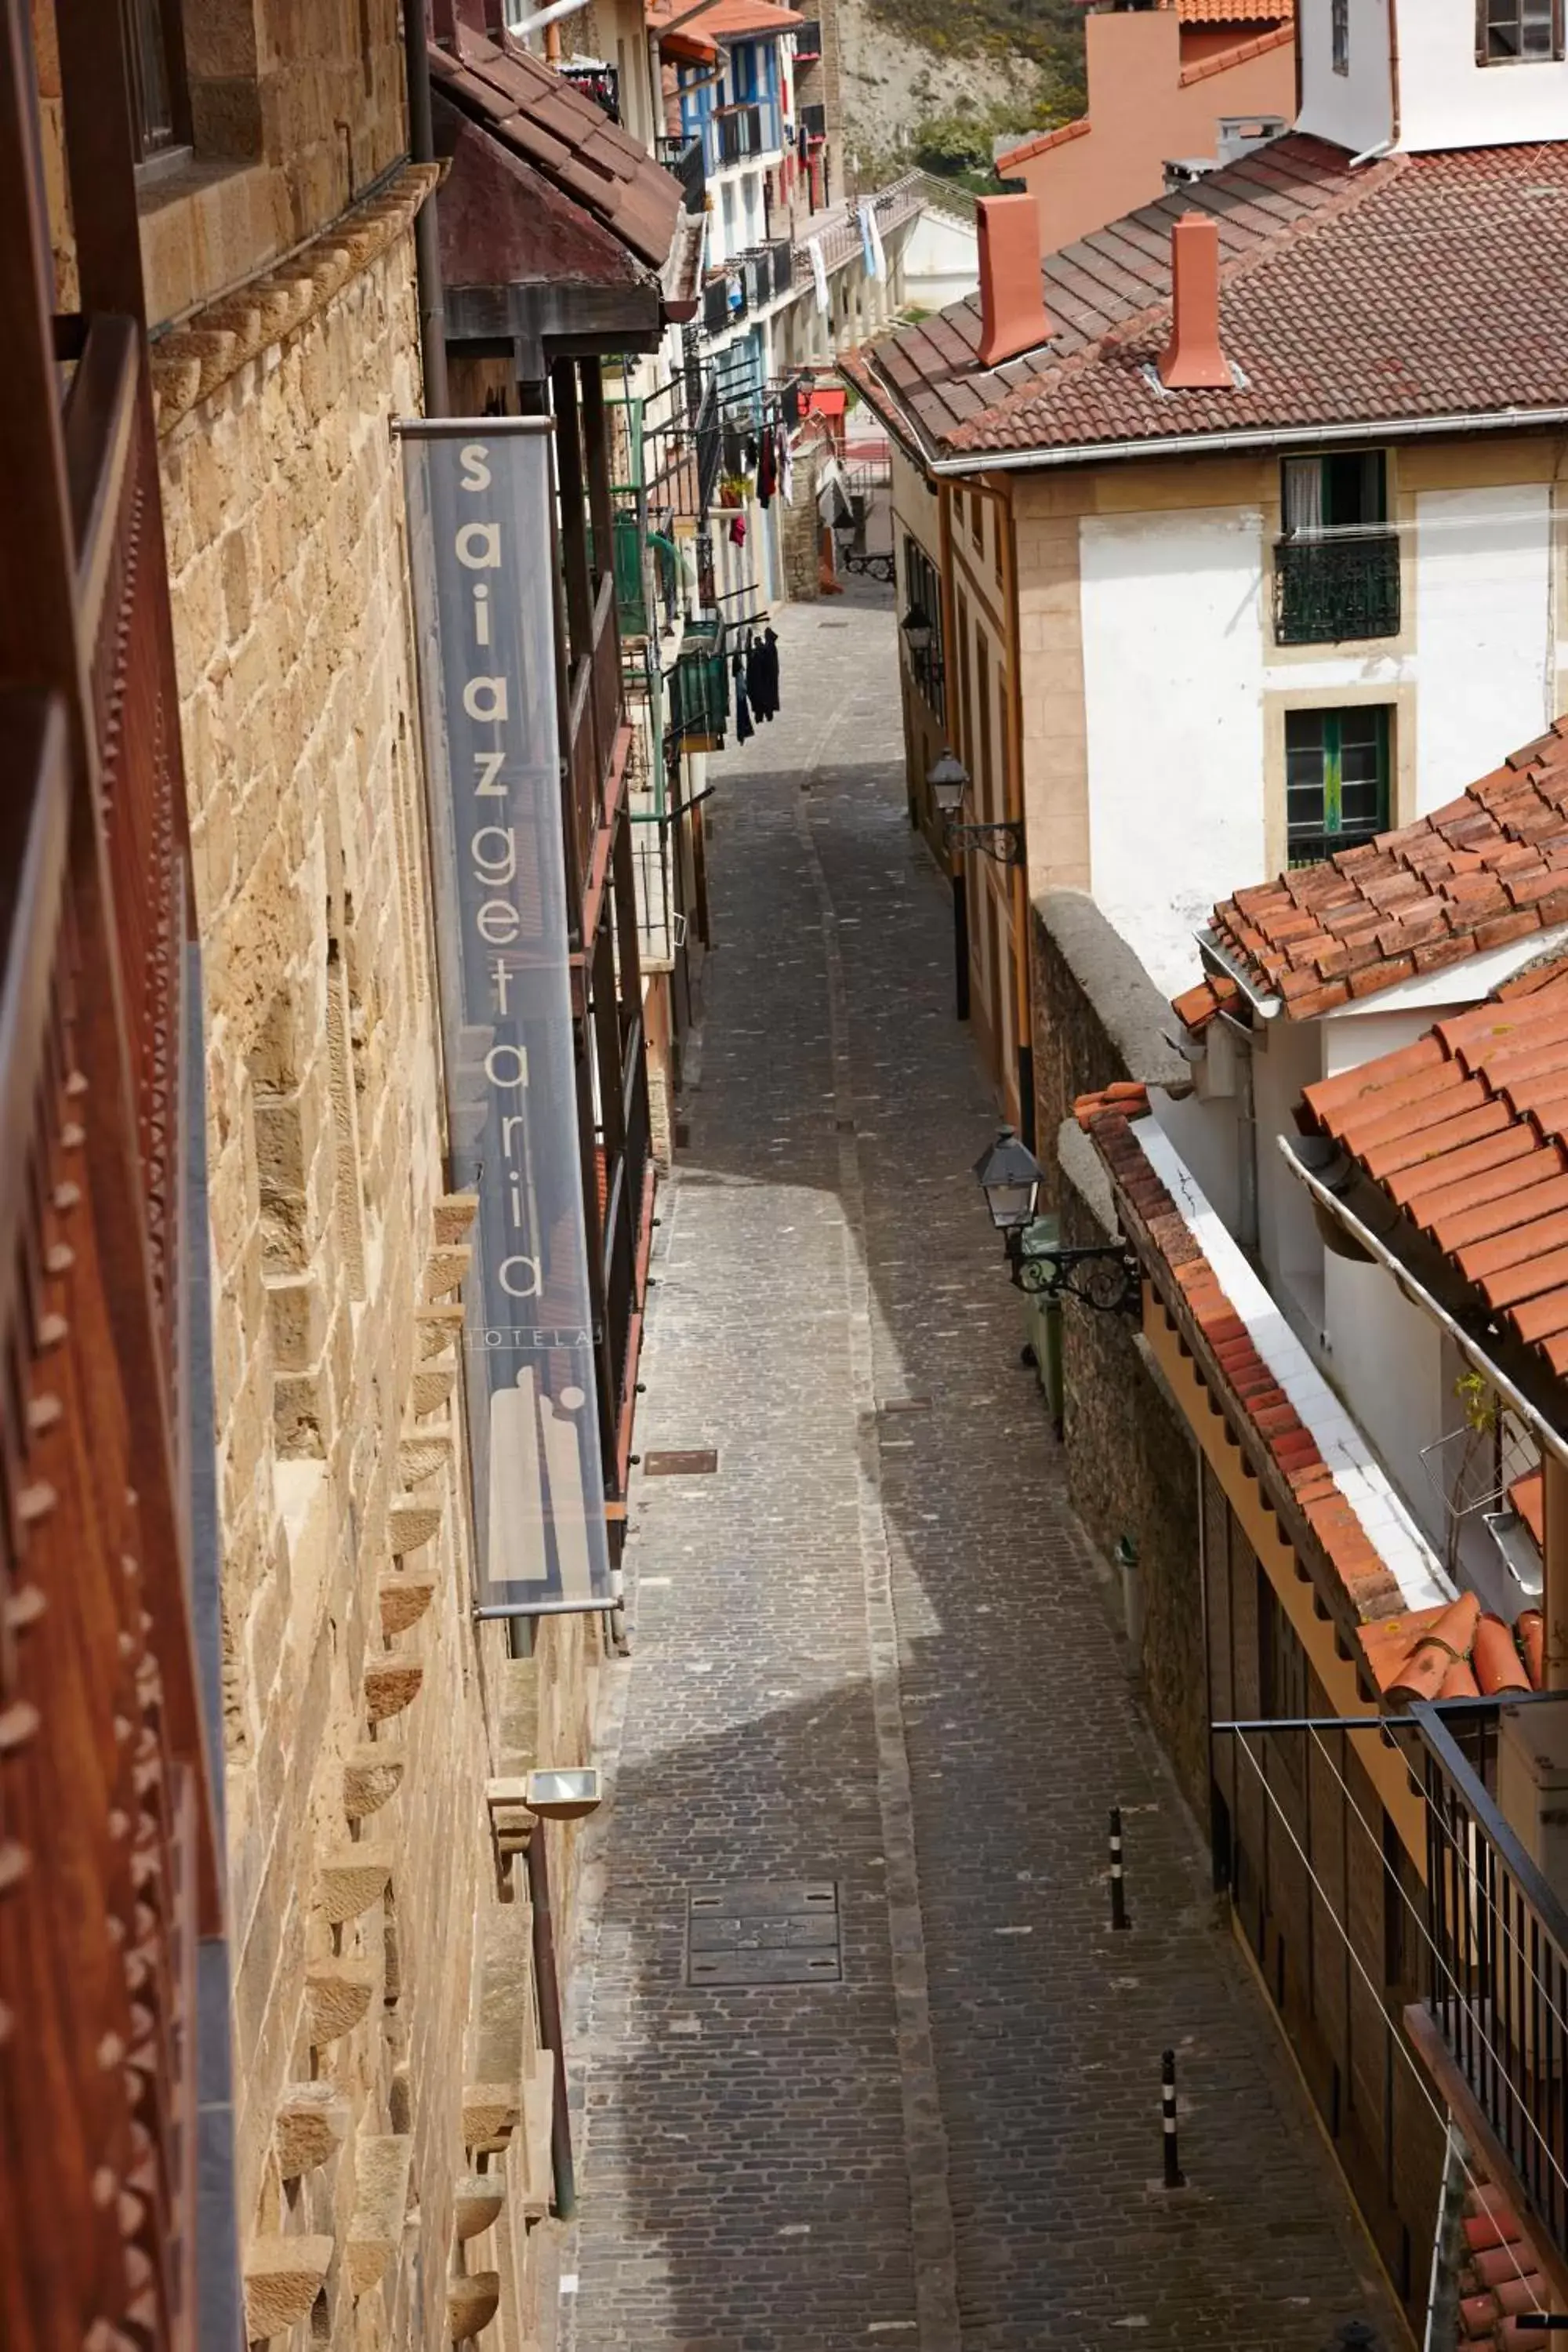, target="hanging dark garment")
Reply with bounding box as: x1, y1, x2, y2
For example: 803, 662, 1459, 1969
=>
782, 378, 802, 429
757, 425, 779, 510
750, 626, 781, 721
731, 646, 754, 742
